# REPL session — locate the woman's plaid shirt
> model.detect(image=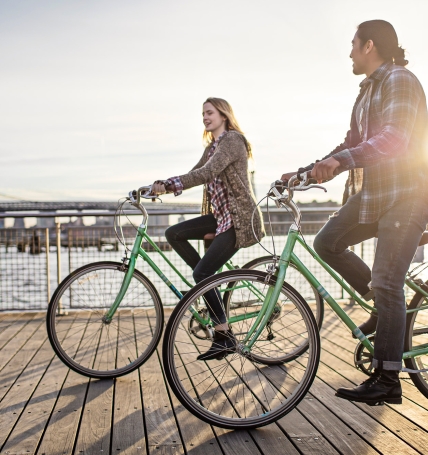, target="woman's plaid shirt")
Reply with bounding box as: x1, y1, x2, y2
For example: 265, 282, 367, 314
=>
166, 131, 233, 235
301, 62, 428, 223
